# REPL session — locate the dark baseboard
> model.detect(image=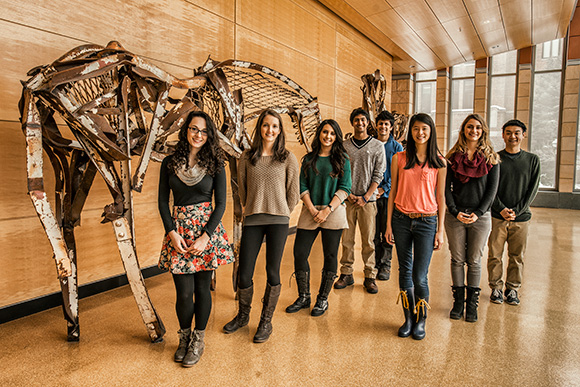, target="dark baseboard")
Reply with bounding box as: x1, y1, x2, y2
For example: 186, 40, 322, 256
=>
532, 191, 580, 210
0, 265, 164, 325
1, 227, 298, 325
